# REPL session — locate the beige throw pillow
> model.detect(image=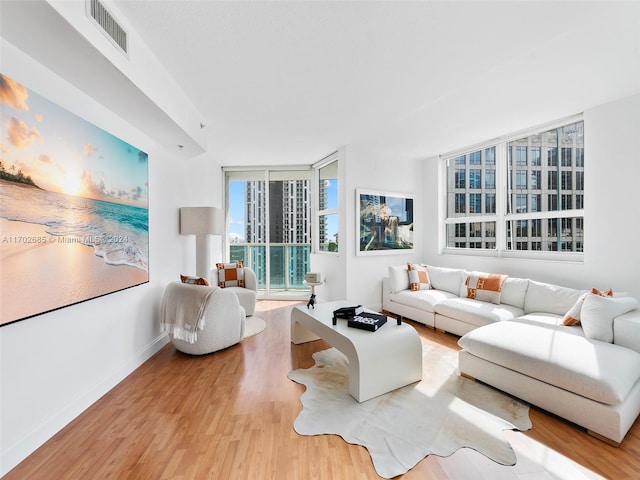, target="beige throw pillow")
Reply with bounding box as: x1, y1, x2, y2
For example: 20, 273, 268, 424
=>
465, 272, 508, 305
180, 274, 209, 286
407, 263, 431, 291
215, 261, 245, 288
